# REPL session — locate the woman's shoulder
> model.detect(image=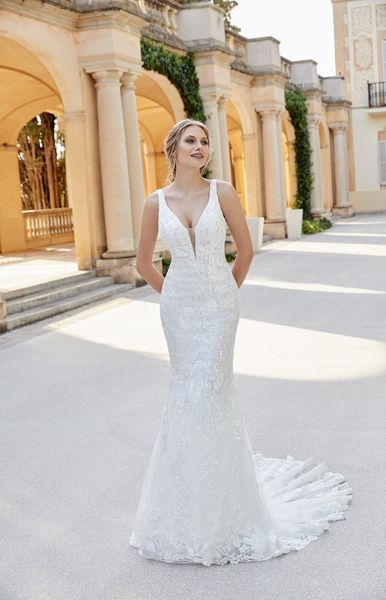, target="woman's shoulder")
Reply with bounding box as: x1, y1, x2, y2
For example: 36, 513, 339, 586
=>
214, 179, 237, 198
143, 190, 161, 214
